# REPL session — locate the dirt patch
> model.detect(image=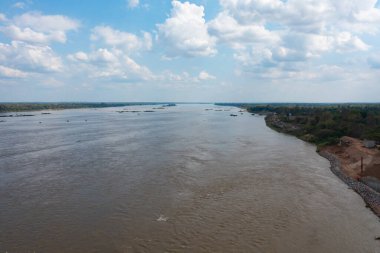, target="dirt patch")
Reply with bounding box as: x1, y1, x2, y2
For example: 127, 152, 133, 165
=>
322, 136, 380, 180
363, 164, 380, 179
